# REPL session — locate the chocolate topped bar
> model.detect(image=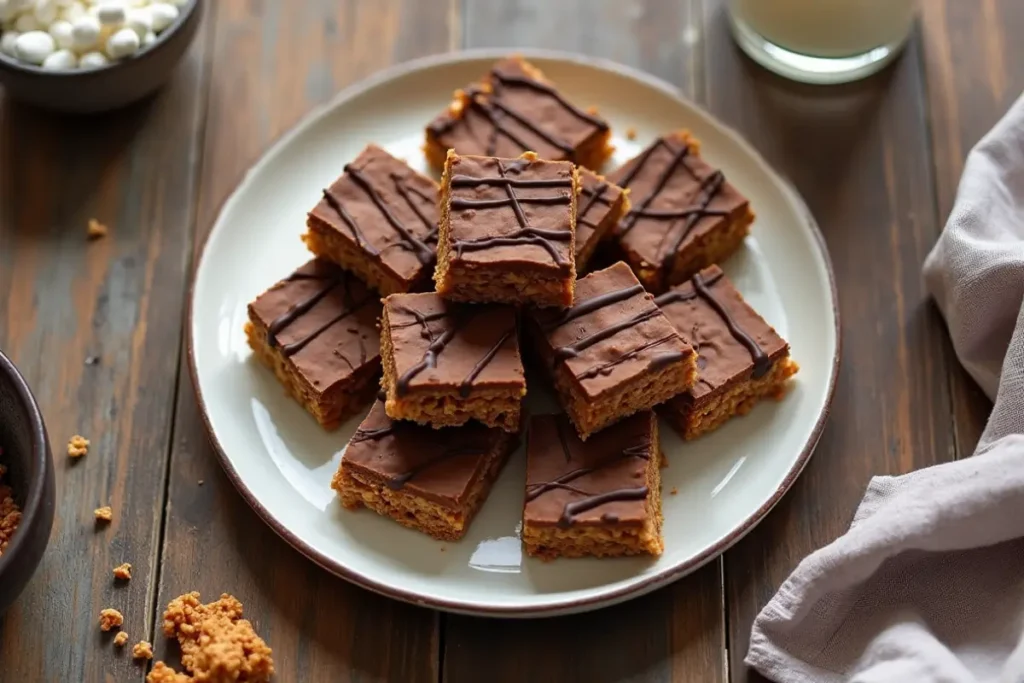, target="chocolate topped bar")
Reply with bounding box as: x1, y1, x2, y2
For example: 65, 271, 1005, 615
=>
245, 258, 382, 428
424, 57, 613, 172
304, 144, 439, 295
607, 132, 753, 293
575, 168, 629, 271
379, 291, 526, 431
655, 265, 798, 439
522, 412, 663, 558
335, 400, 516, 540
434, 151, 578, 308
